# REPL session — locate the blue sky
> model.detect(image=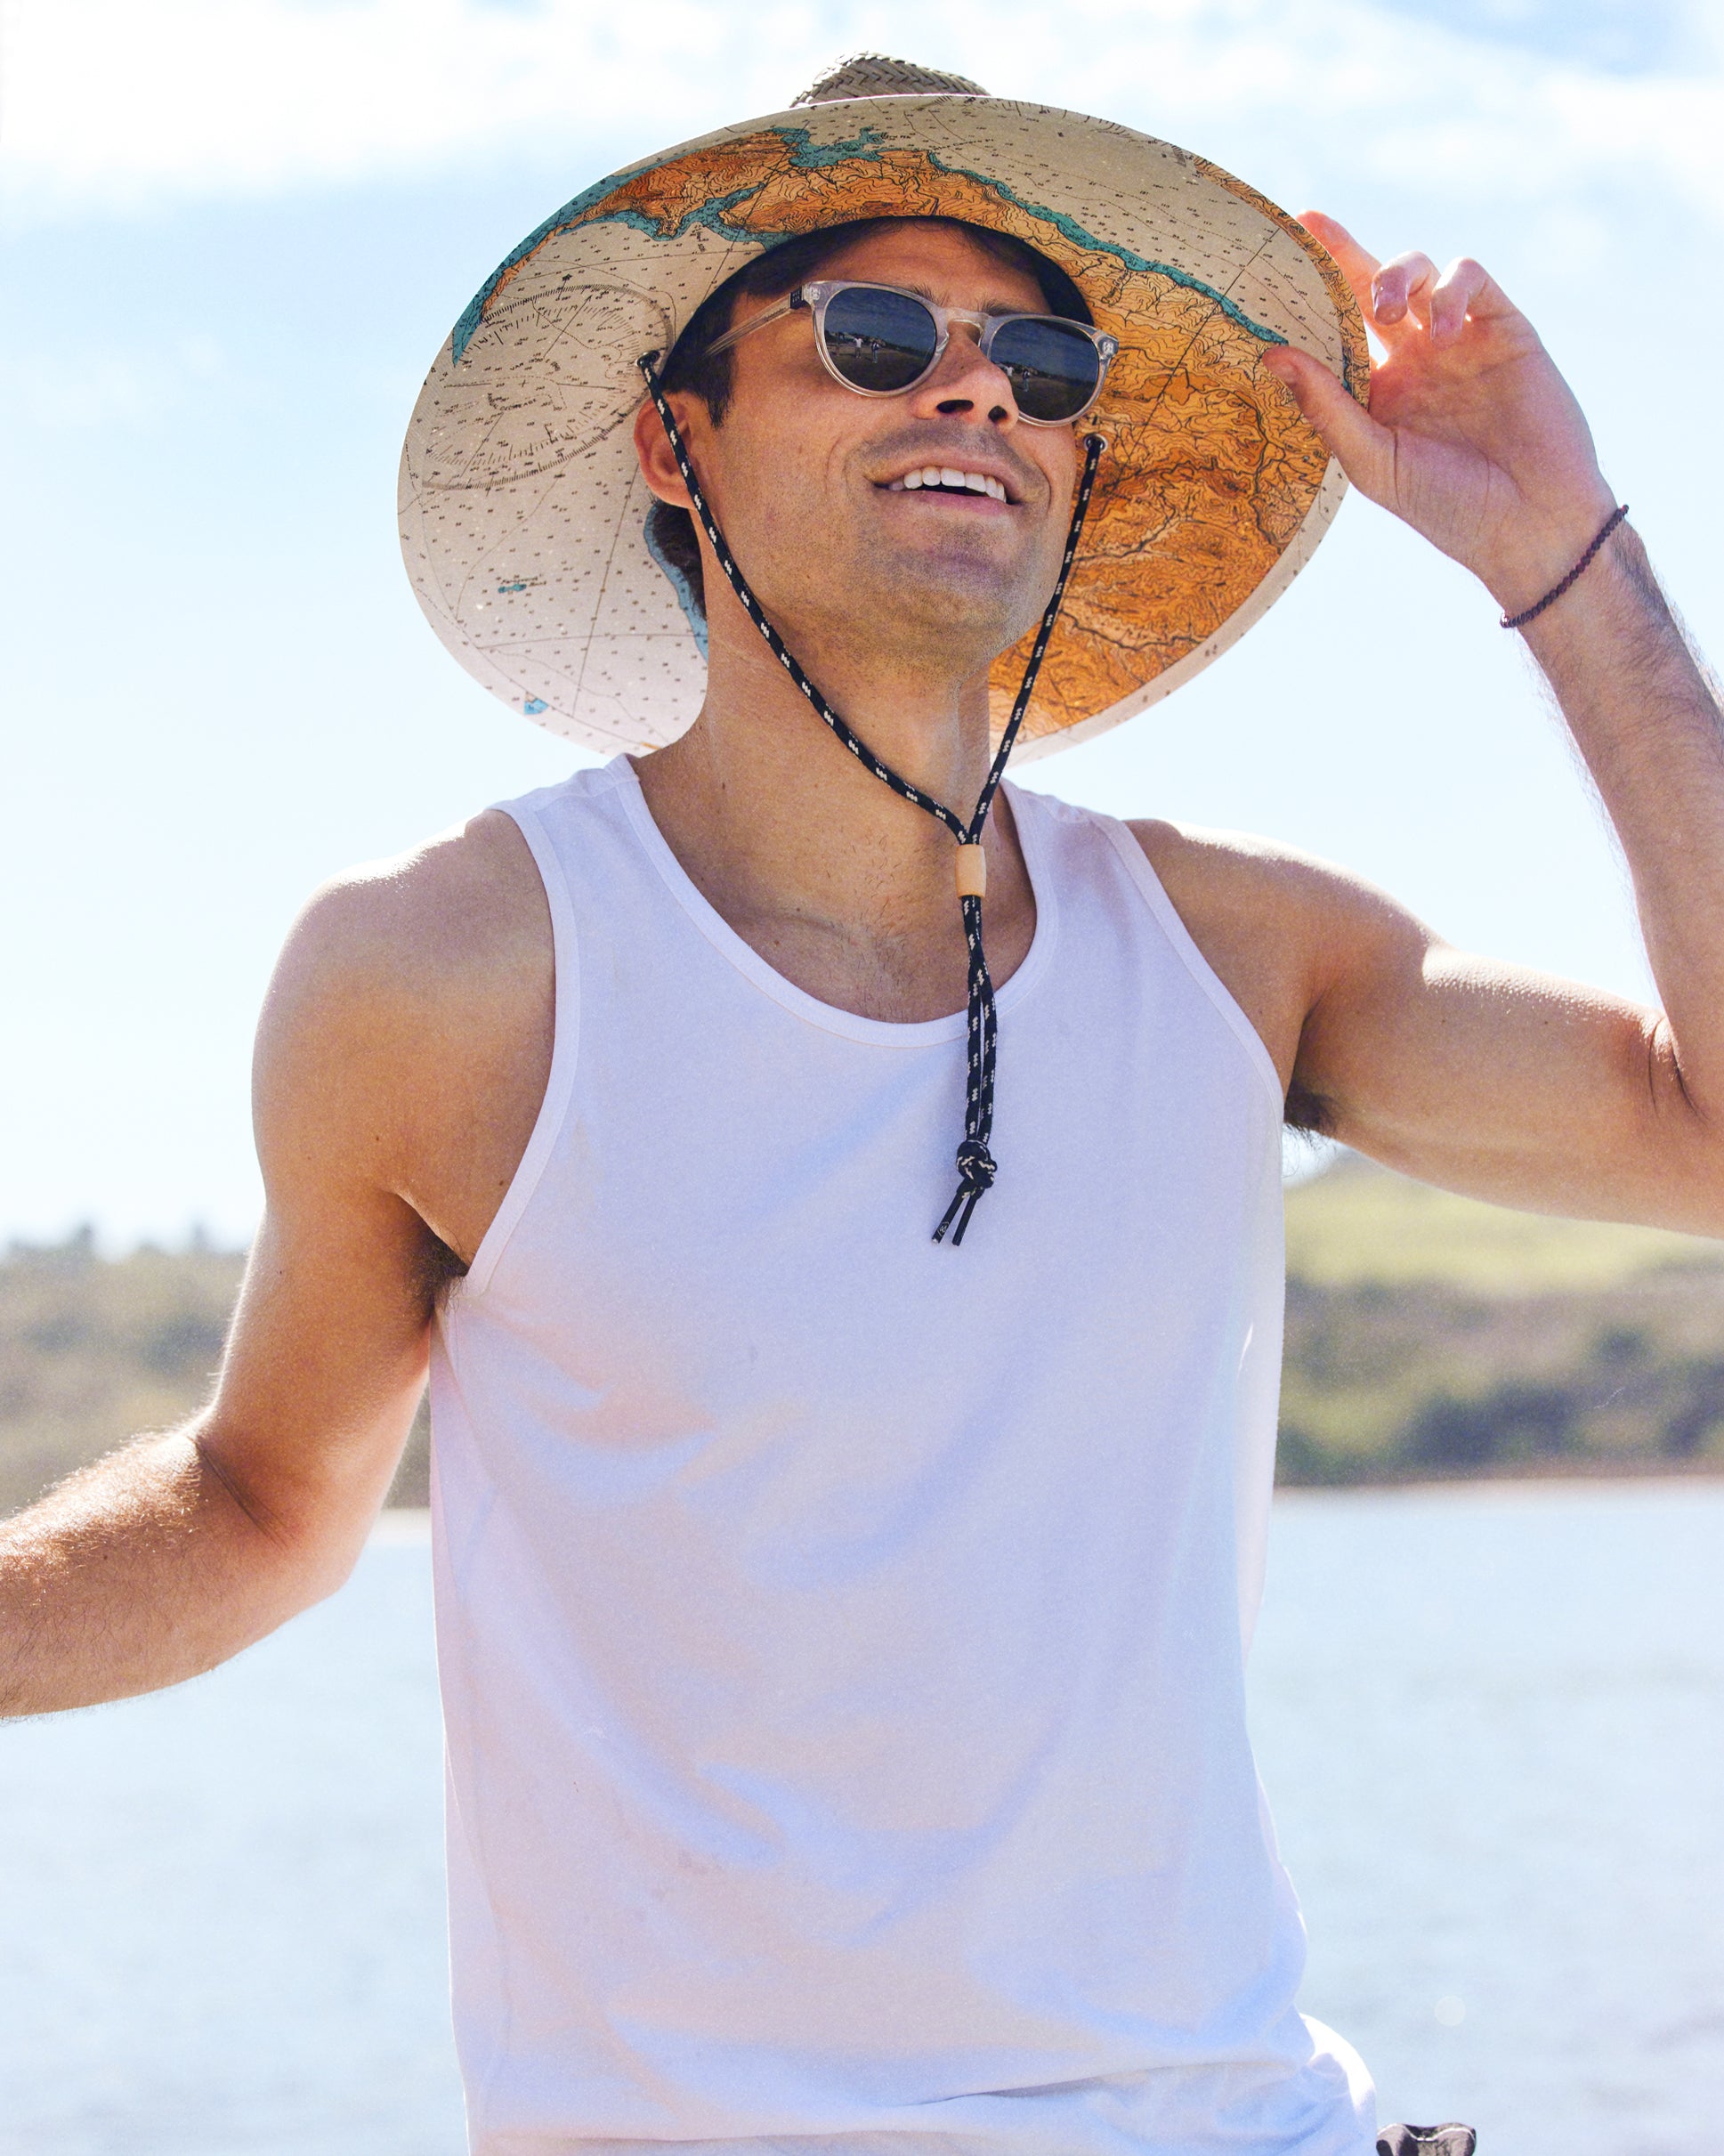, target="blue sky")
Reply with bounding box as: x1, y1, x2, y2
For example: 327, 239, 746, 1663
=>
3, 0, 1720, 1245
